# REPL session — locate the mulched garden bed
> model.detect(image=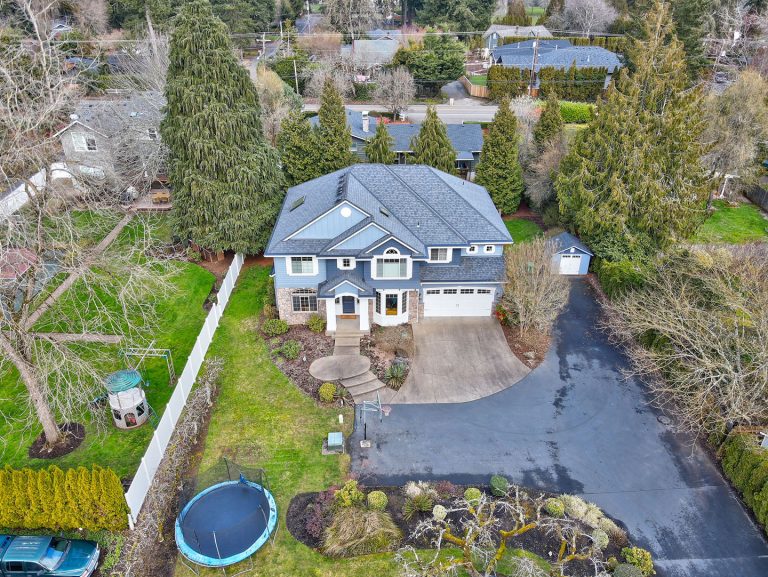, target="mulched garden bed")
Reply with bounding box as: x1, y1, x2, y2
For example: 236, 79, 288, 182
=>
287, 482, 632, 577
269, 325, 334, 399
500, 321, 551, 369
28, 422, 85, 459
360, 324, 414, 385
